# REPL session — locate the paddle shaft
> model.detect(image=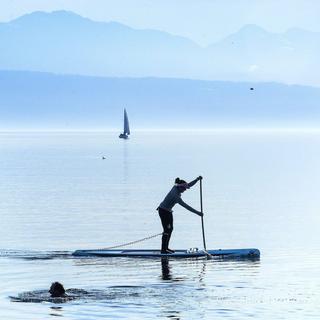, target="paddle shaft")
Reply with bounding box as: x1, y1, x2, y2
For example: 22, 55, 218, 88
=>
200, 179, 207, 251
